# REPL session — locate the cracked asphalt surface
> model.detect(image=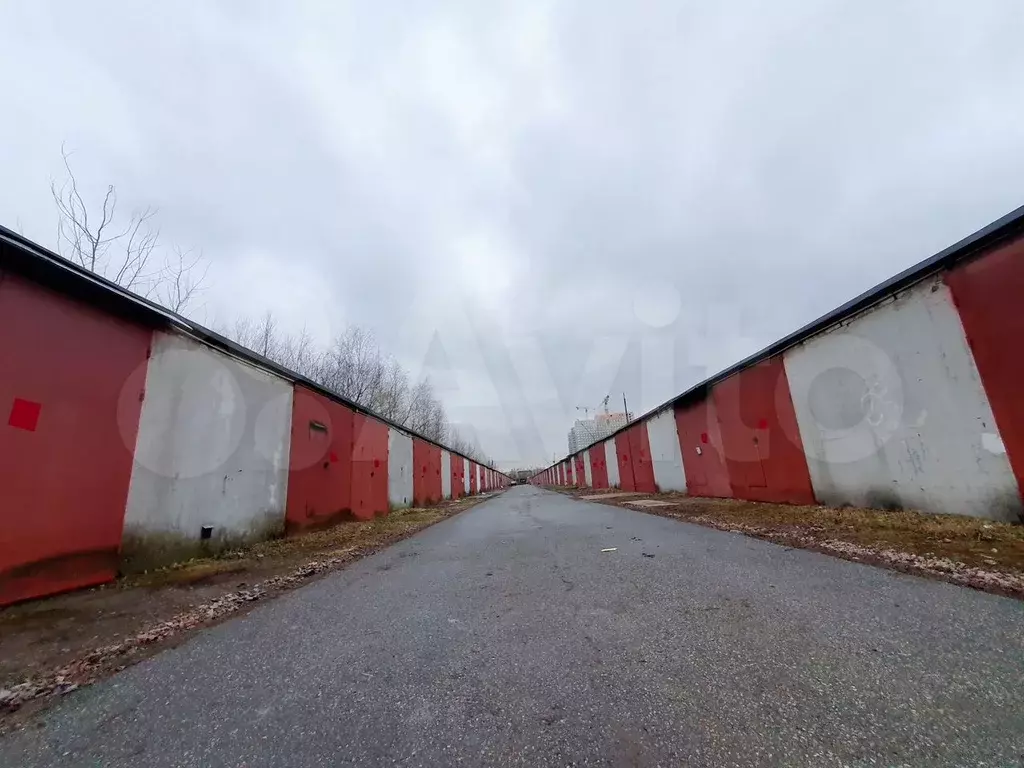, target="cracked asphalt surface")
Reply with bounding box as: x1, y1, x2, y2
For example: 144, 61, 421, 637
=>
3, 486, 1024, 767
